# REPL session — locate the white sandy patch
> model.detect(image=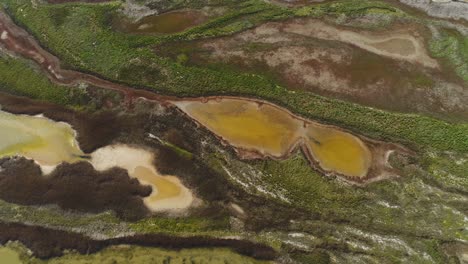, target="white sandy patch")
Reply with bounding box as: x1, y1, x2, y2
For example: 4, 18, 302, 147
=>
90, 145, 194, 212
230, 203, 245, 215
1, 31, 8, 40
